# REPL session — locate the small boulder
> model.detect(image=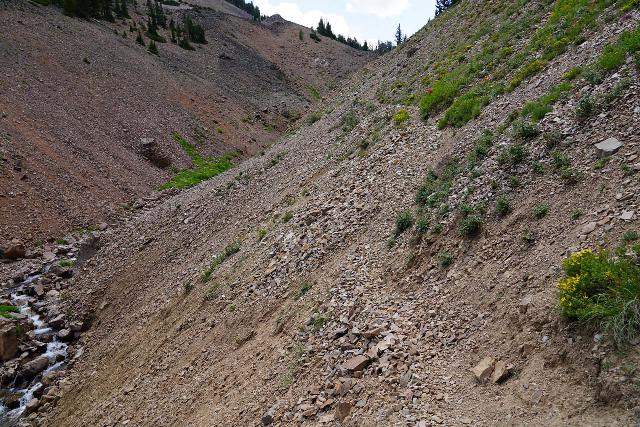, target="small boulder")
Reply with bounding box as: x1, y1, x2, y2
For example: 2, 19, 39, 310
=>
3, 240, 26, 260
335, 401, 353, 422
470, 356, 495, 383
24, 397, 39, 414
342, 355, 370, 372
595, 137, 623, 158
490, 361, 512, 384
21, 356, 49, 380
0, 321, 17, 361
